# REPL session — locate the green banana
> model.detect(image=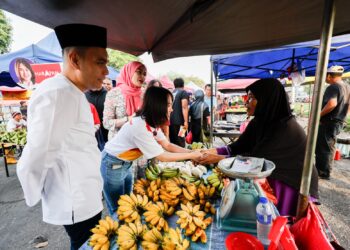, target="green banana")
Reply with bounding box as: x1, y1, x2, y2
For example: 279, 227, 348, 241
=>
218, 182, 224, 191
161, 168, 179, 178
145, 168, 158, 181
211, 179, 221, 187
148, 165, 158, 176
194, 180, 201, 186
